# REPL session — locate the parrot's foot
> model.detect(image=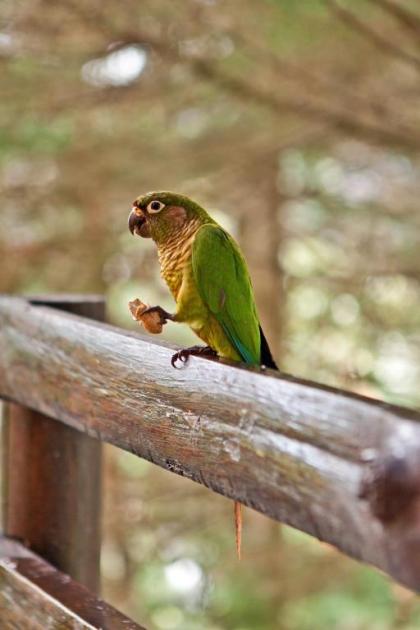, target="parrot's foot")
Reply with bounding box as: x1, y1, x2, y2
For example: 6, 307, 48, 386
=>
142, 305, 173, 326
171, 345, 218, 368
